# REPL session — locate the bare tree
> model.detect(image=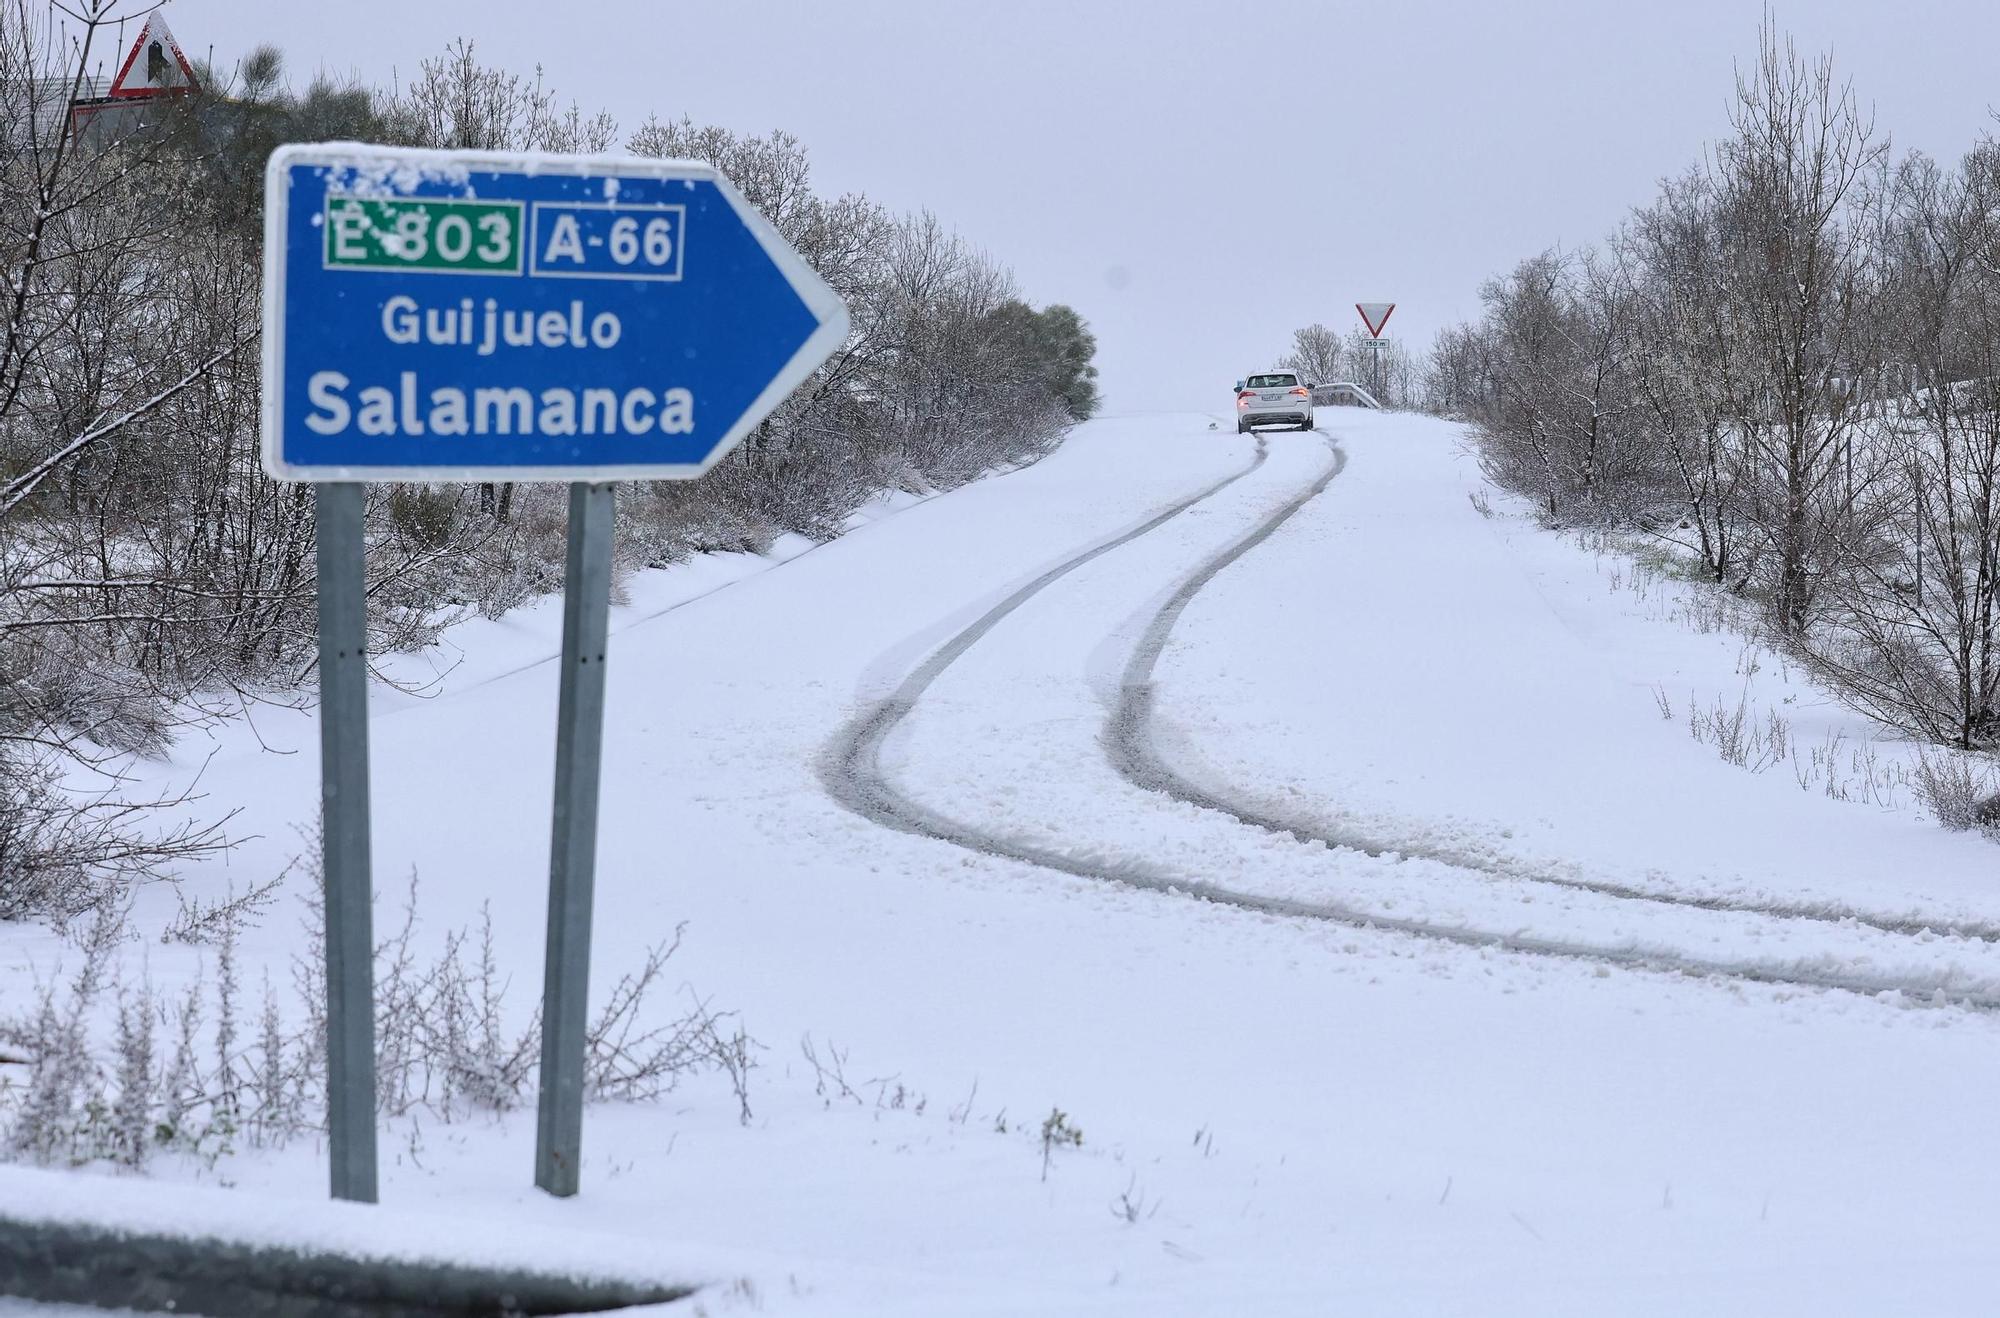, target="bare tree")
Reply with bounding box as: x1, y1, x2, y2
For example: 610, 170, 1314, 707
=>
1456, 250, 1648, 522
1280, 324, 1343, 386
1805, 146, 2000, 748
1420, 323, 1493, 416
0, 2, 252, 918
1623, 170, 1759, 583
1709, 19, 1887, 634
